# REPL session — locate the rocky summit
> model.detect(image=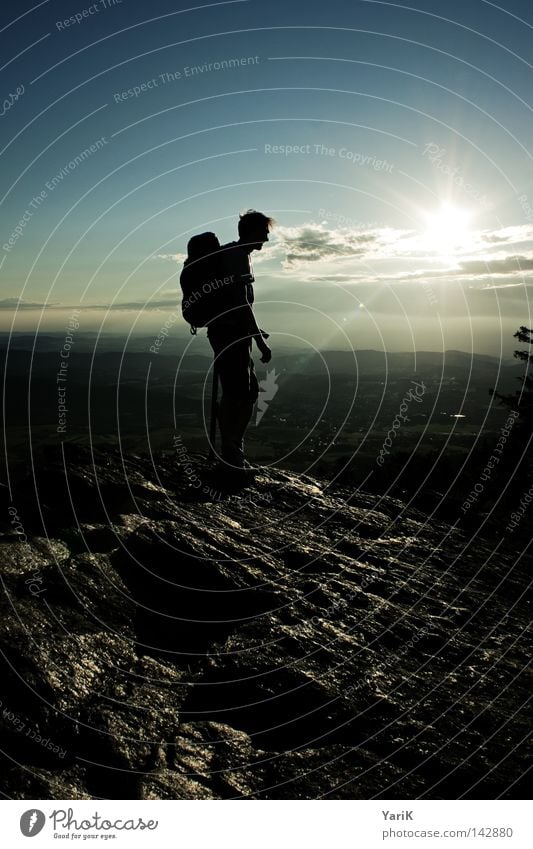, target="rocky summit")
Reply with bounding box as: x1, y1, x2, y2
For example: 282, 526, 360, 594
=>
0, 444, 529, 799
